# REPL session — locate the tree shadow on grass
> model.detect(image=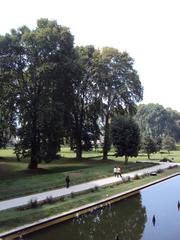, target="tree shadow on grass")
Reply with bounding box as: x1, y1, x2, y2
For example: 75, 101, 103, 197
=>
20, 165, 90, 175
